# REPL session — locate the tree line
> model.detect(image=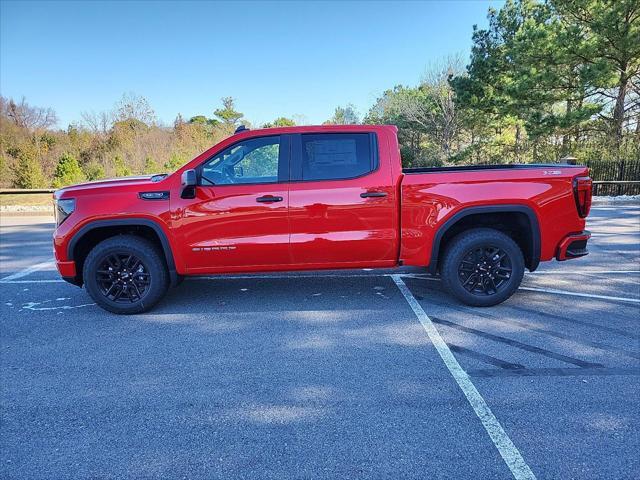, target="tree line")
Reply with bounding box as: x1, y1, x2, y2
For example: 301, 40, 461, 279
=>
0, 0, 637, 189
